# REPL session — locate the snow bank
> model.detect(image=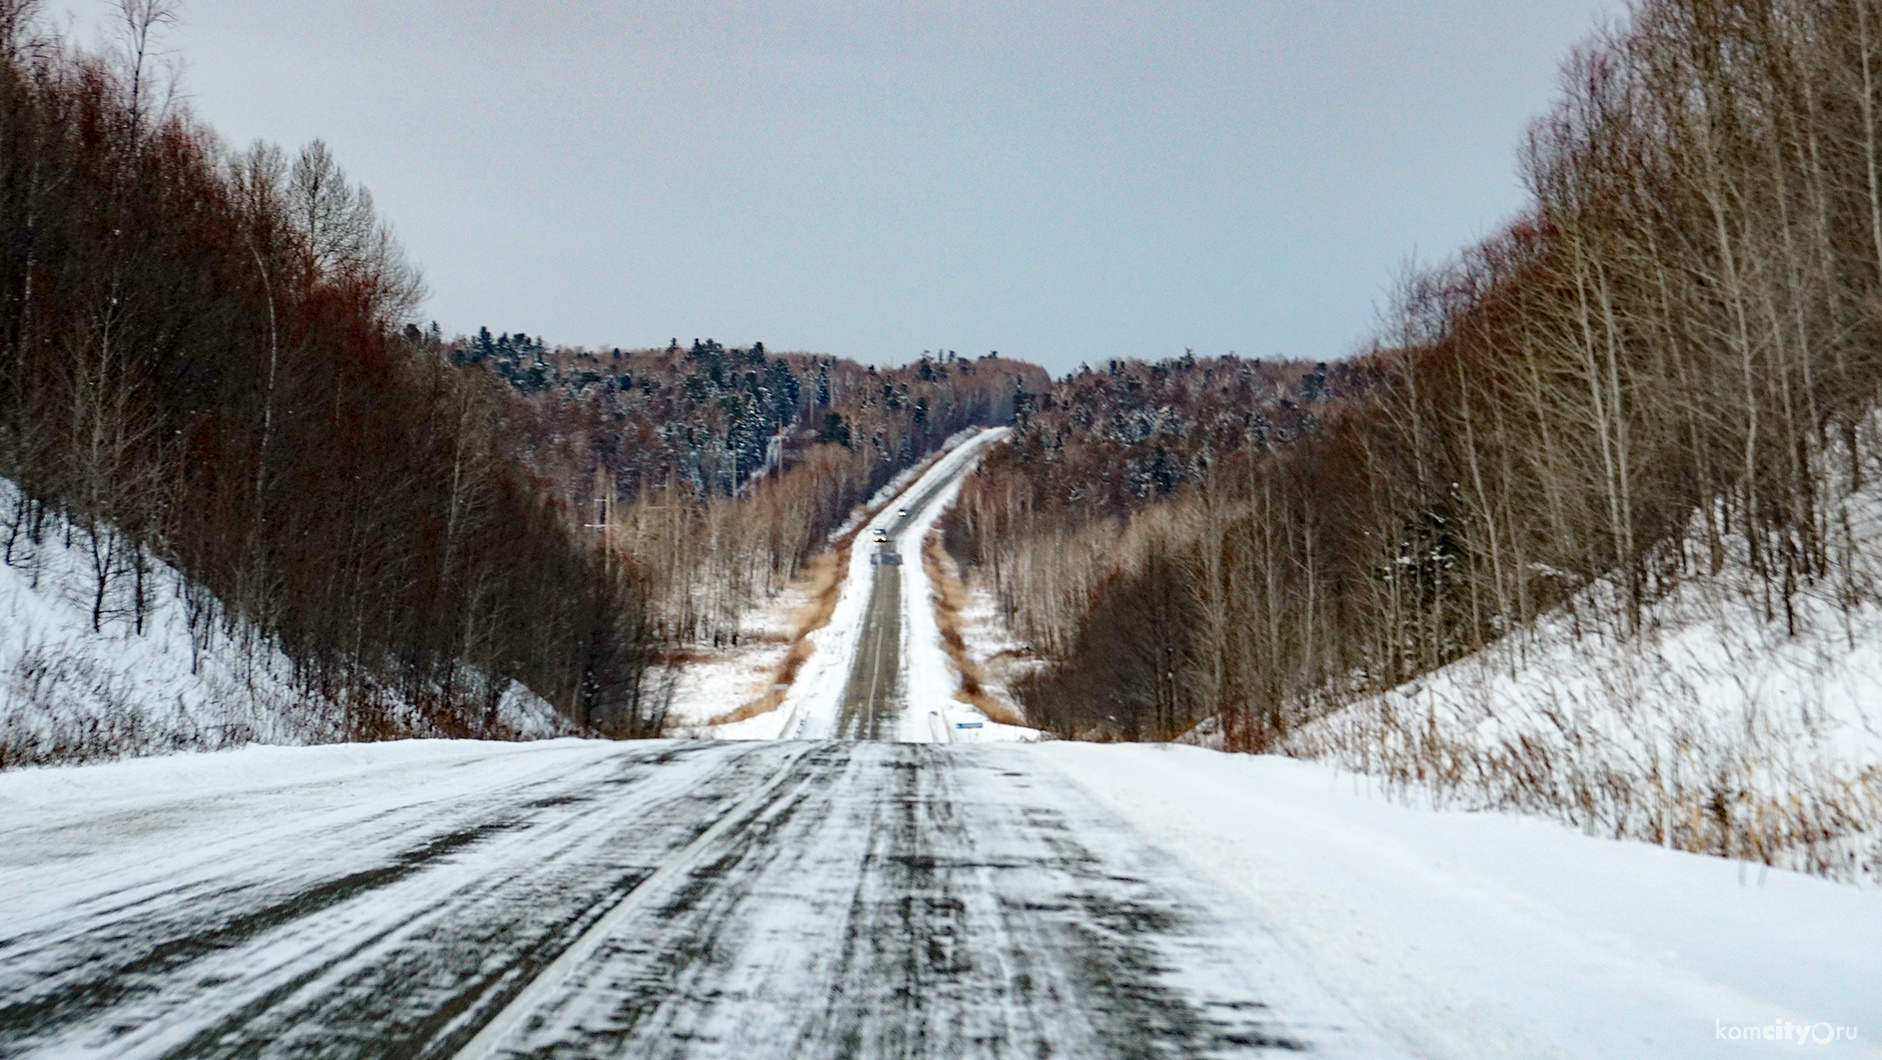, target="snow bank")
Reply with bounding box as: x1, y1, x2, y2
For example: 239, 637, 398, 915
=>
1041, 743, 1882, 1059
938, 550, 1047, 740
0, 736, 598, 812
